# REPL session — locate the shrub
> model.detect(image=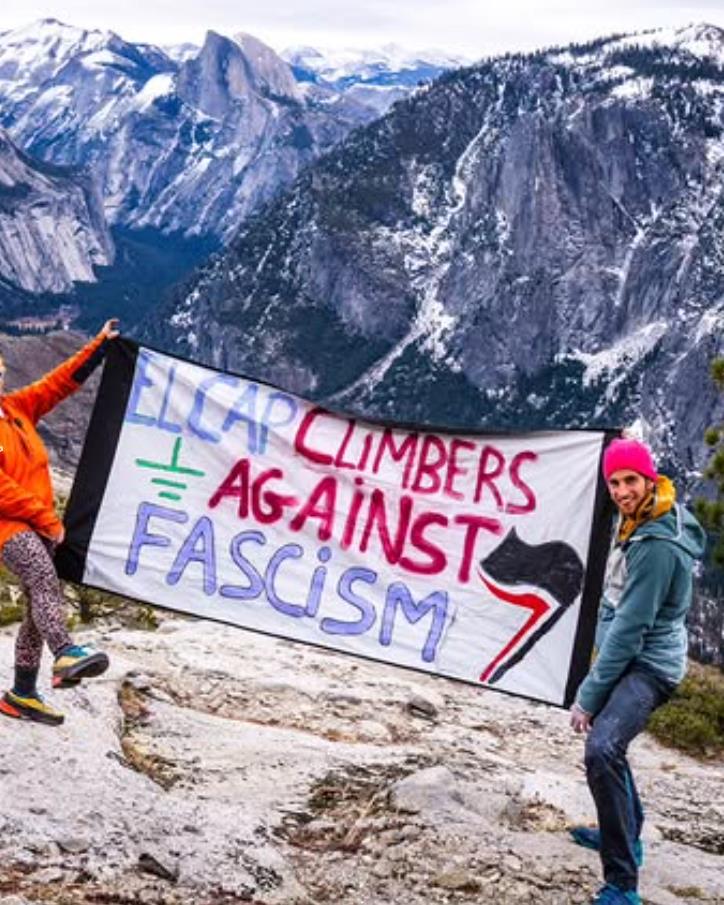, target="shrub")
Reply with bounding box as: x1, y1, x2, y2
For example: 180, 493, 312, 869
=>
0, 598, 24, 626
0, 563, 24, 626
648, 663, 724, 758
